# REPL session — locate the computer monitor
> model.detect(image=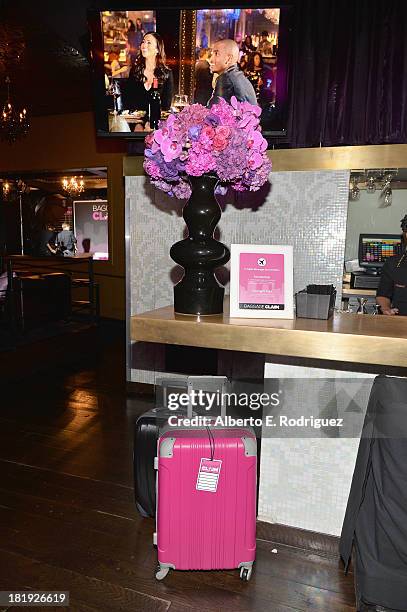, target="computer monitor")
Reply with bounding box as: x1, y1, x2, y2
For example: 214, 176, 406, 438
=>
358, 234, 403, 272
